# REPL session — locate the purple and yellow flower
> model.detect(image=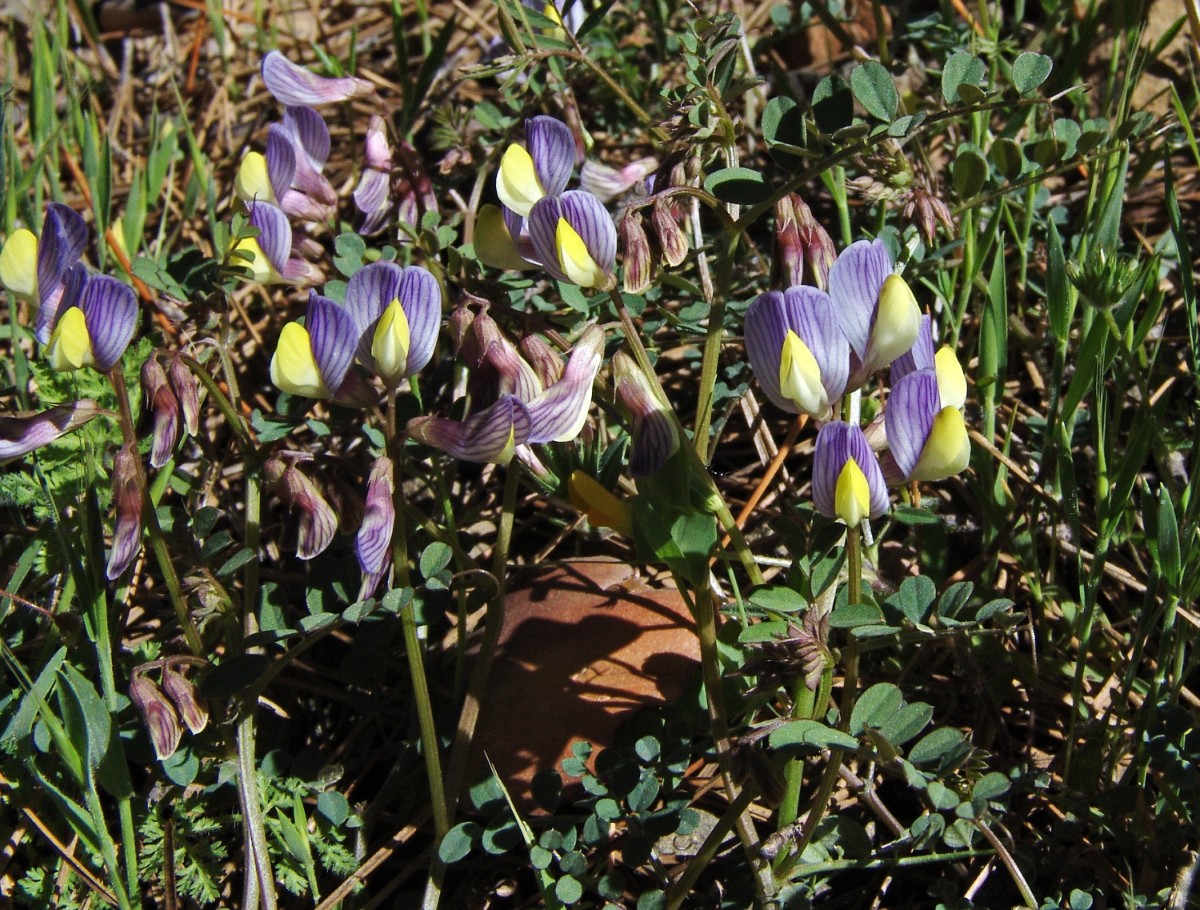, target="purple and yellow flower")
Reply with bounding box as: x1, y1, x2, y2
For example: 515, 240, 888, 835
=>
744, 285, 850, 422
889, 314, 967, 410
1, 204, 89, 342
812, 421, 889, 528
344, 261, 442, 388
261, 50, 375, 107
269, 291, 360, 400
613, 351, 680, 477
354, 116, 393, 235
236, 107, 337, 222
356, 455, 394, 578
884, 368, 970, 484
496, 115, 575, 218
43, 270, 139, 373
827, 238, 921, 389
233, 201, 323, 286
526, 190, 617, 289
0, 400, 100, 465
